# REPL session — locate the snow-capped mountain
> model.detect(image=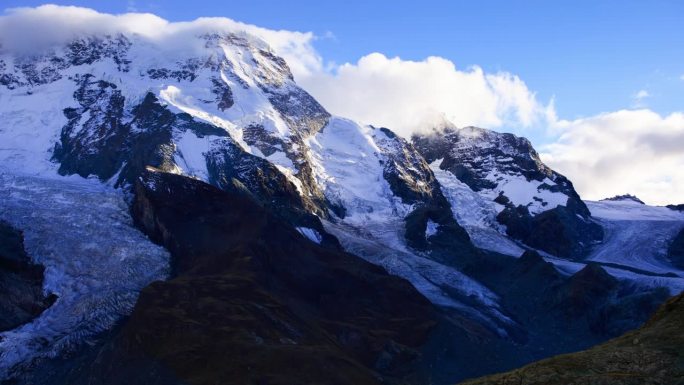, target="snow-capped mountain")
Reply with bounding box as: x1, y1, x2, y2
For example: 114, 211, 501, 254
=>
0, 29, 482, 375
1, 24, 683, 385
413, 124, 603, 259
